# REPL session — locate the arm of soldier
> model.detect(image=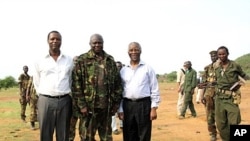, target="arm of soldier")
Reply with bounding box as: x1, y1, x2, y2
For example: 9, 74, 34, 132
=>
191, 71, 198, 94
17, 75, 23, 92
26, 82, 31, 102
71, 65, 88, 116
